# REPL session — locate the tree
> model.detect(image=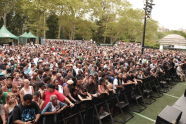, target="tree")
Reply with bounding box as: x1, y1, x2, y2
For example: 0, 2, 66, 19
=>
101, 8, 144, 43
75, 19, 97, 40
0, 0, 17, 26
87, 0, 130, 43
0, 0, 160, 45
146, 19, 159, 42
46, 14, 59, 39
